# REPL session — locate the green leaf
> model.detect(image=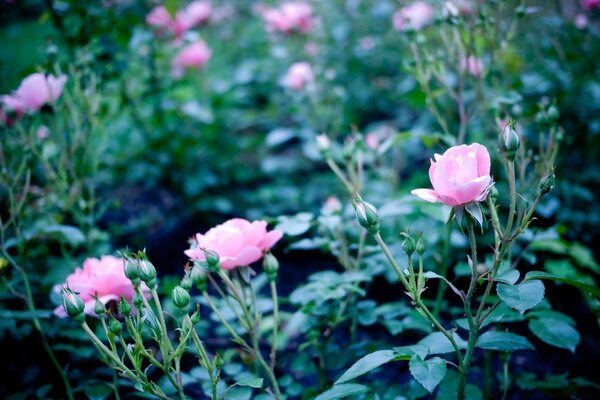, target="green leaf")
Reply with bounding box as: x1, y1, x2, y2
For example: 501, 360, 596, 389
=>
494, 269, 520, 285
315, 384, 370, 400
393, 344, 429, 359
417, 332, 467, 355
476, 331, 534, 351
528, 318, 580, 353
497, 280, 545, 314
409, 356, 447, 393
524, 271, 600, 298
234, 378, 263, 389
276, 213, 313, 236
40, 225, 86, 247
335, 350, 399, 384
83, 382, 112, 400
